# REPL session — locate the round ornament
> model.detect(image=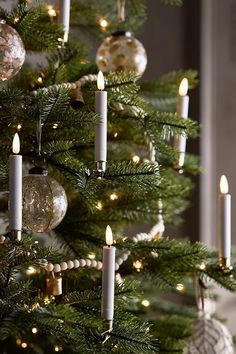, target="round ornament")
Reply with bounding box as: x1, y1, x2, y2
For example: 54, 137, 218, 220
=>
185, 314, 234, 354
96, 31, 147, 76
0, 20, 25, 81
22, 167, 68, 233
